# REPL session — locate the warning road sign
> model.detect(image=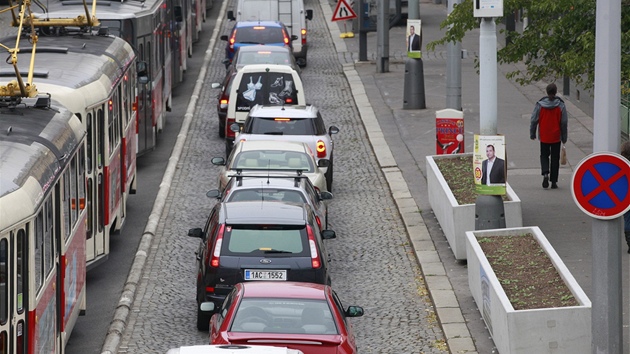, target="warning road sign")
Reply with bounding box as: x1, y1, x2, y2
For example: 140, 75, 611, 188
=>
571, 152, 630, 219
332, 0, 357, 21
